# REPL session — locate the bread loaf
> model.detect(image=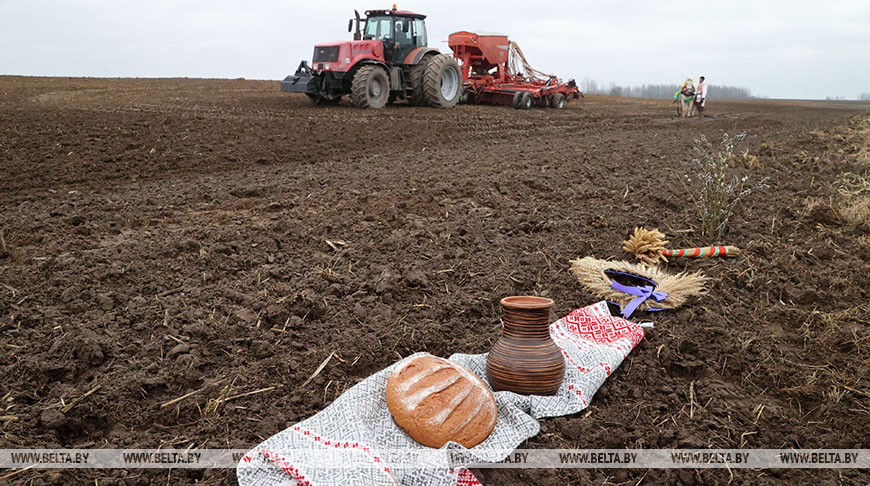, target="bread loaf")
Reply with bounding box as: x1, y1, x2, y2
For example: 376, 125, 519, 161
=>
386, 356, 497, 448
